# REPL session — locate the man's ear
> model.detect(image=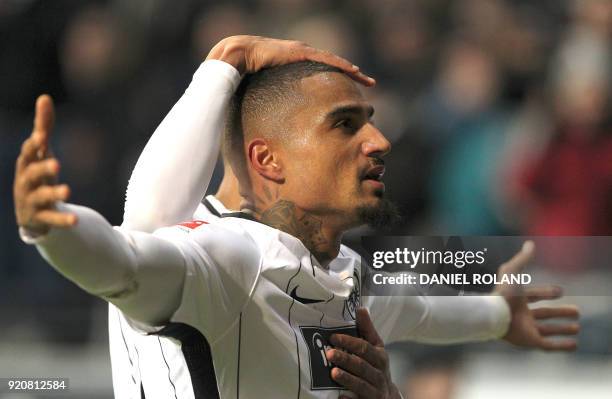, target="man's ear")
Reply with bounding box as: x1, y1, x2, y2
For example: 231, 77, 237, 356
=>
247, 138, 284, 182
